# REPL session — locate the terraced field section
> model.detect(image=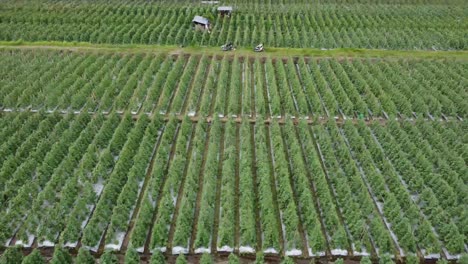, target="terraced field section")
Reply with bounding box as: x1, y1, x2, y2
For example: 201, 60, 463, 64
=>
0, 109, 467, 261
0, 0, 466, 50
1, 49, 467, 120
